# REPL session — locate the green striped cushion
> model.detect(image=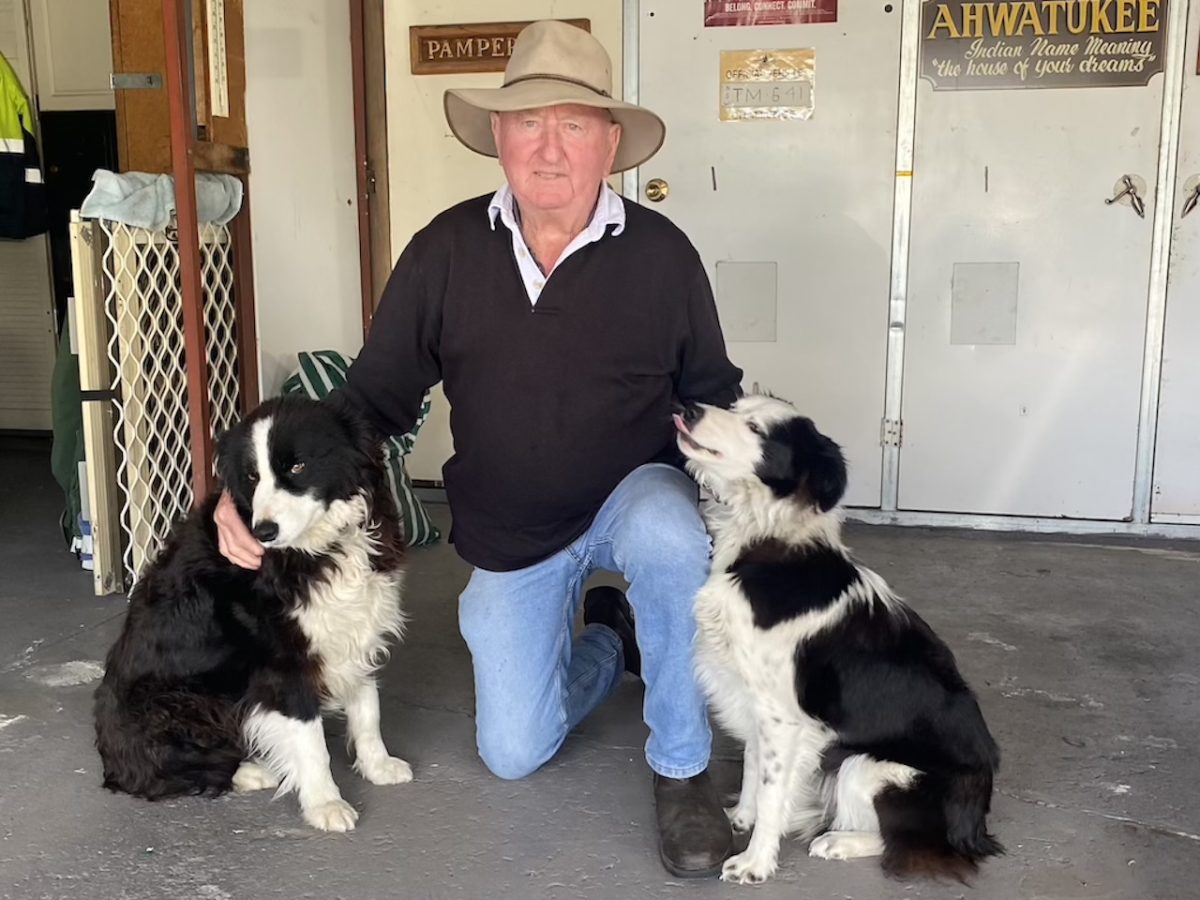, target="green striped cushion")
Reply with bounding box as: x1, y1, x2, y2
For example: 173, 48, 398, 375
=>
280, 350, 441, 546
